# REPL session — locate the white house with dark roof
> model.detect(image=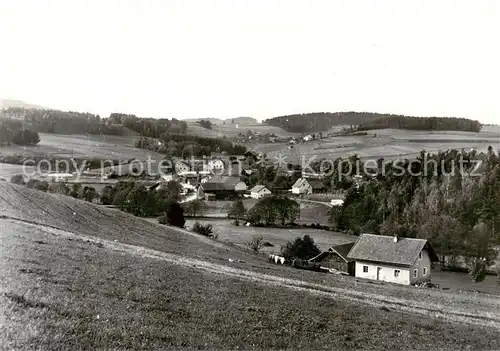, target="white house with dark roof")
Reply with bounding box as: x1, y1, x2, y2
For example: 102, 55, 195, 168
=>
347, 234, 439, 286
249, 185, 272, 199
290, 178, 312, 195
